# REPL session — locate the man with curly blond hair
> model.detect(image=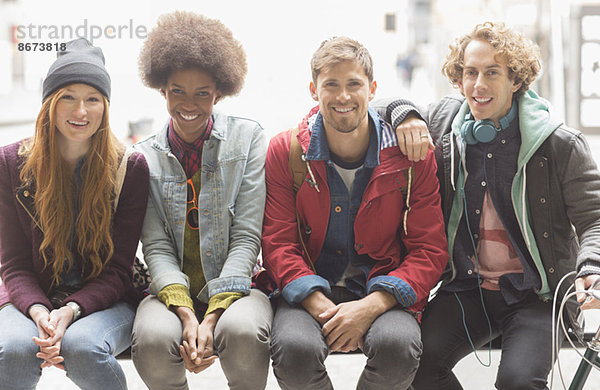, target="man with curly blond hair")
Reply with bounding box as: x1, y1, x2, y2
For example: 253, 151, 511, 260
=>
378, 21, 600, 389
130, 11, 272, 390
